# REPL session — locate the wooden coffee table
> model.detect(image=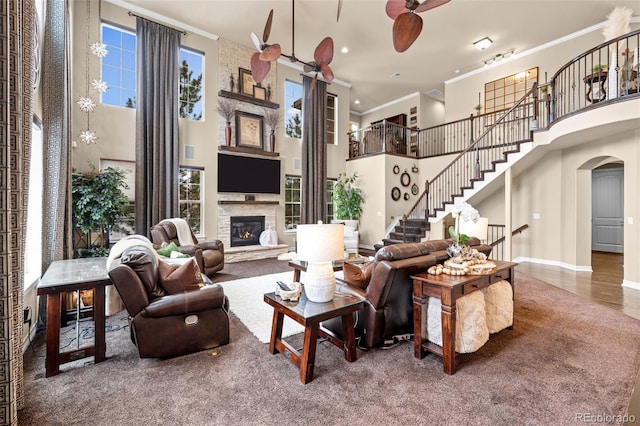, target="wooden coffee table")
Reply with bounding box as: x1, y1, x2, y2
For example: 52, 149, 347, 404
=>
411, 260, 517, 375
264, 290, 363, 383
